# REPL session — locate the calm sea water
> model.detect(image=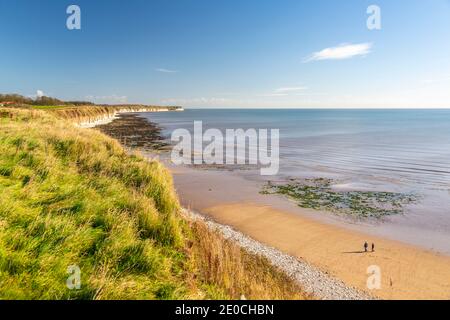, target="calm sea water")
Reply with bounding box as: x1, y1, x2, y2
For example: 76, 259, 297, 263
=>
141, 109, 450, 253
144, 109, 450, 195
